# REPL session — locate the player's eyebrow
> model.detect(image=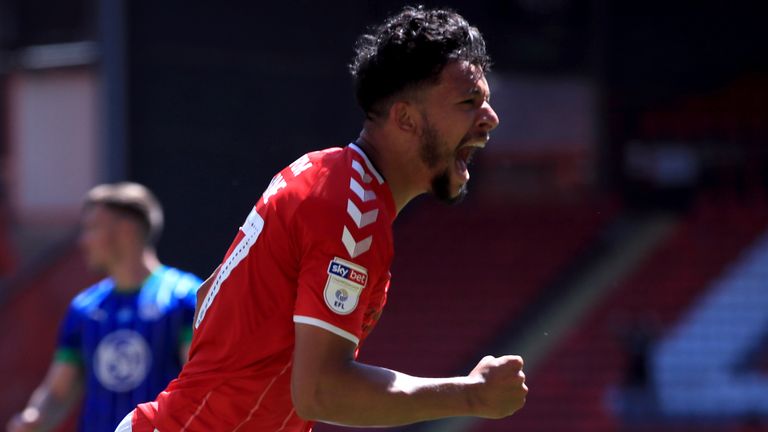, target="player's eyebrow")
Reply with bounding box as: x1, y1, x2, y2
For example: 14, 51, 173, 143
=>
463, 85, 490, 102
